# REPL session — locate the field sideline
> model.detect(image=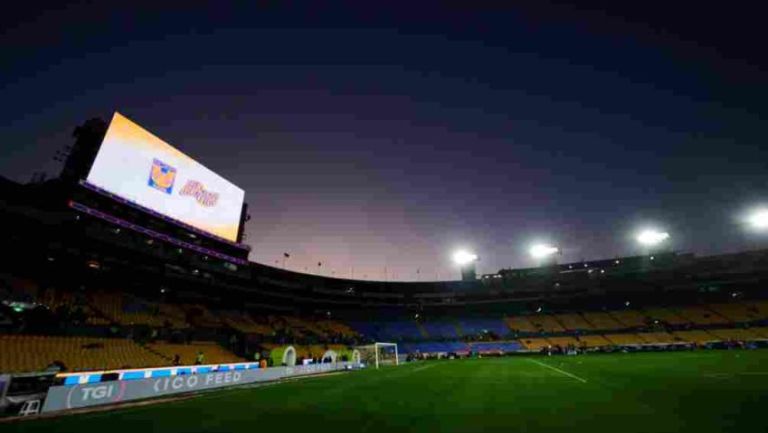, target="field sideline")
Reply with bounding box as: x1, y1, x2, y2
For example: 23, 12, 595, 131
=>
6, 351, 768, 433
